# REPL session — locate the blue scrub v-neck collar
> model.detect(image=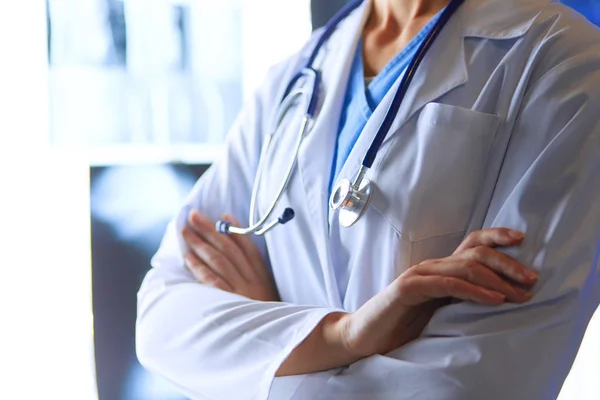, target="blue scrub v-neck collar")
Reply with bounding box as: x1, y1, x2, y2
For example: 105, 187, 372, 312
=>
361, 9, 447, 111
